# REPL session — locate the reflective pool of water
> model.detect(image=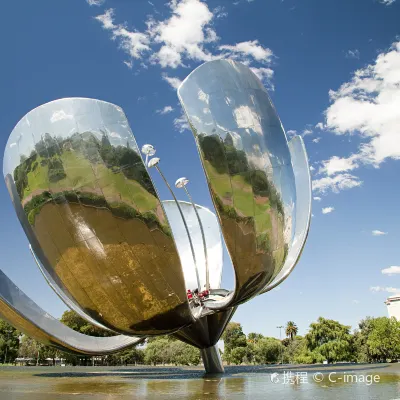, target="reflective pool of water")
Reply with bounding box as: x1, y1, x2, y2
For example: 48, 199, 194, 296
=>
0, 363, 399, 399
